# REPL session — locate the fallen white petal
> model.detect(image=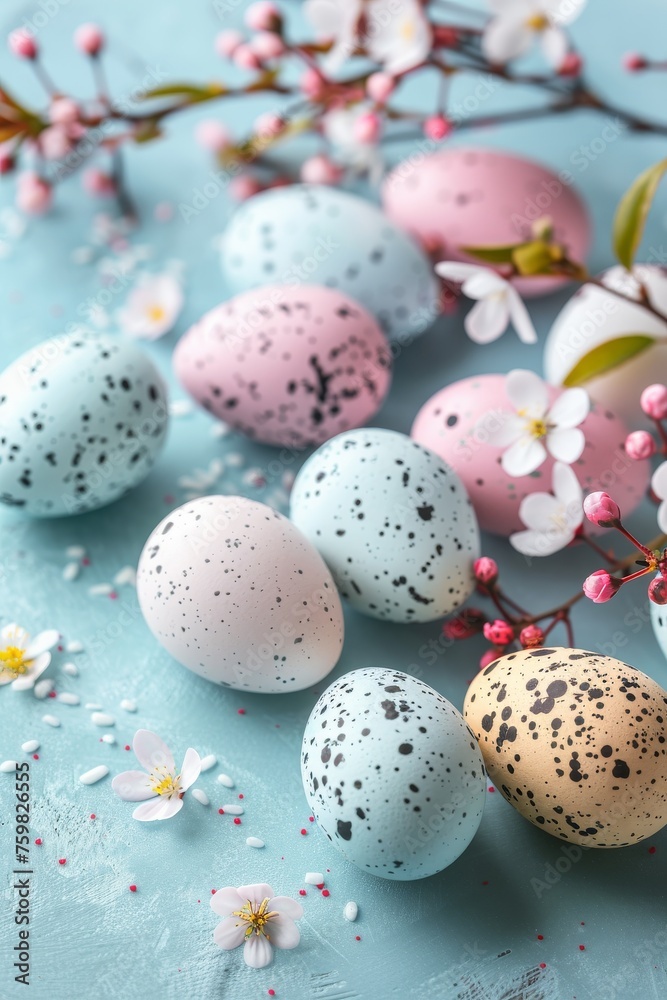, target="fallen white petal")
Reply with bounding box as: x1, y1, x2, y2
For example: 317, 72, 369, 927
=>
305, 872, 325, 885
62, 662, 79, 677
21, 740, 39, 753
191, 788, 209, 806
33, 679, 54, 700
217, 773, 235, 788
120, 699, 137, 713
344, 900, 359, 922
221, 804, 244, 815
246, 837, 265, 849
199, 753, 217, 772
91, 712, 115, 727
58, 692, 80, 706
102, 734, 116, 744
79, 765, 109, 785
0, 760, 17, 772
66, 640, 84, 654
42, 714, 61, 727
